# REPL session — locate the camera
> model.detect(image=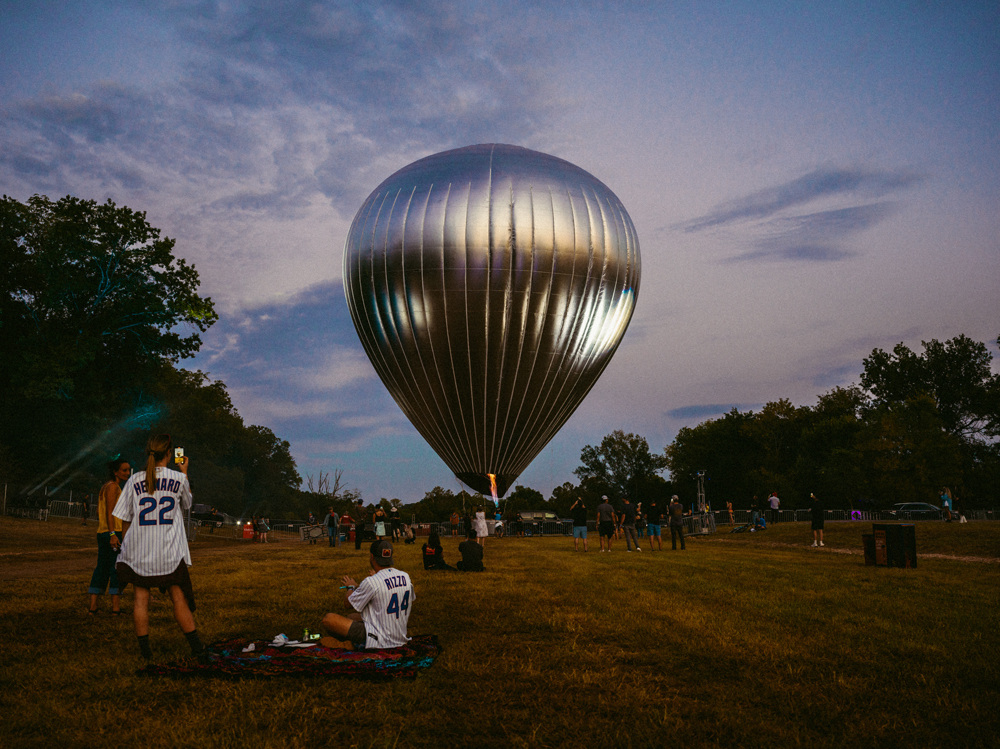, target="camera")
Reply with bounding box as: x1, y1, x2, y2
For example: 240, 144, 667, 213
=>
174, 447, 186, 465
